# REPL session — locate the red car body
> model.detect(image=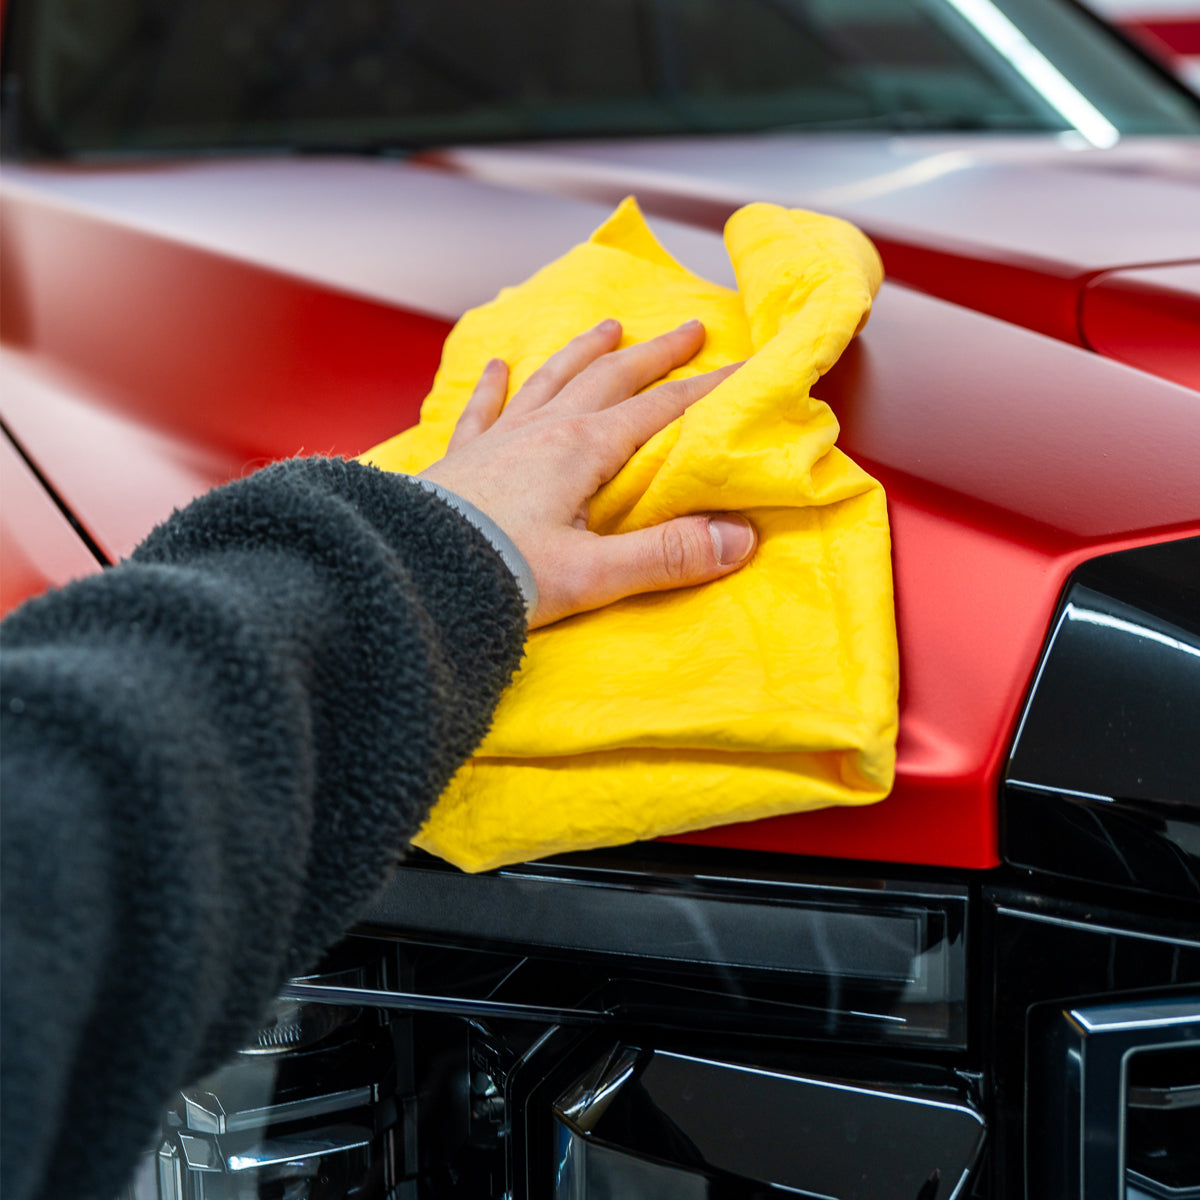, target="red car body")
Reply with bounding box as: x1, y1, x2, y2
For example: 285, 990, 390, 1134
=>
3, 136, 1198, 873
